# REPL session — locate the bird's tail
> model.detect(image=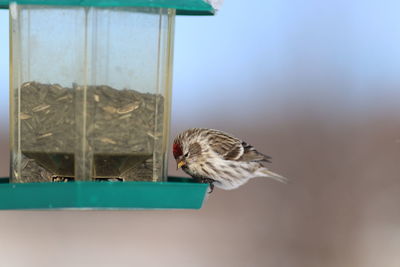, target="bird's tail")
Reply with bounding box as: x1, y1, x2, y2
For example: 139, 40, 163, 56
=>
261, 168, 288, 183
